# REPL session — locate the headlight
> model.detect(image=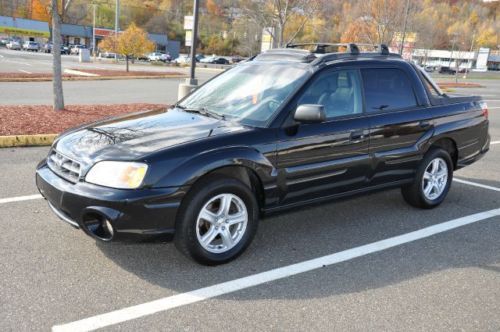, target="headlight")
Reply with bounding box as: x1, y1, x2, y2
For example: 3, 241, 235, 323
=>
85, 161, 148, 189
